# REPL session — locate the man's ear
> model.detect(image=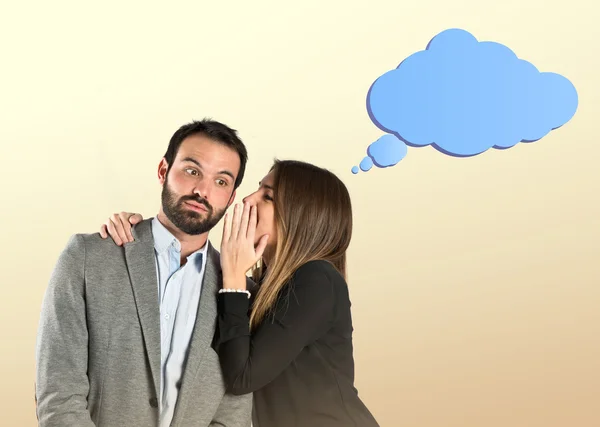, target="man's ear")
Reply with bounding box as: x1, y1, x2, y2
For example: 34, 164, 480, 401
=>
158, 158, 169, 185
227, 190, 237, 207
